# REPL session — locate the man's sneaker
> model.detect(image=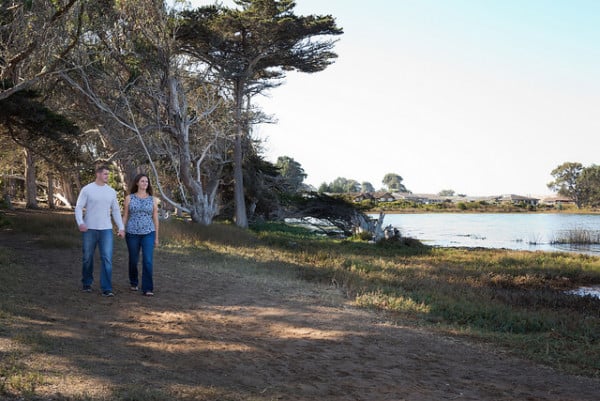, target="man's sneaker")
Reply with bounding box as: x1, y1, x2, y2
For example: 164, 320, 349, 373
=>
102, 291, 114, 297
82, 286, 92, 293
